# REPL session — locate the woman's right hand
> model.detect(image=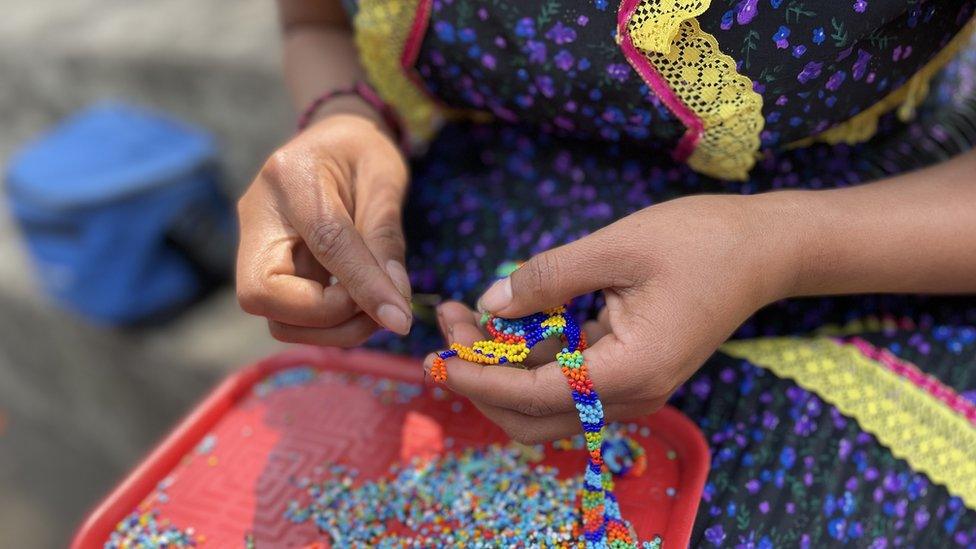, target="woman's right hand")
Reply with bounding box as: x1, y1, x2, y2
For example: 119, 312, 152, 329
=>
236, 113, 413, 347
